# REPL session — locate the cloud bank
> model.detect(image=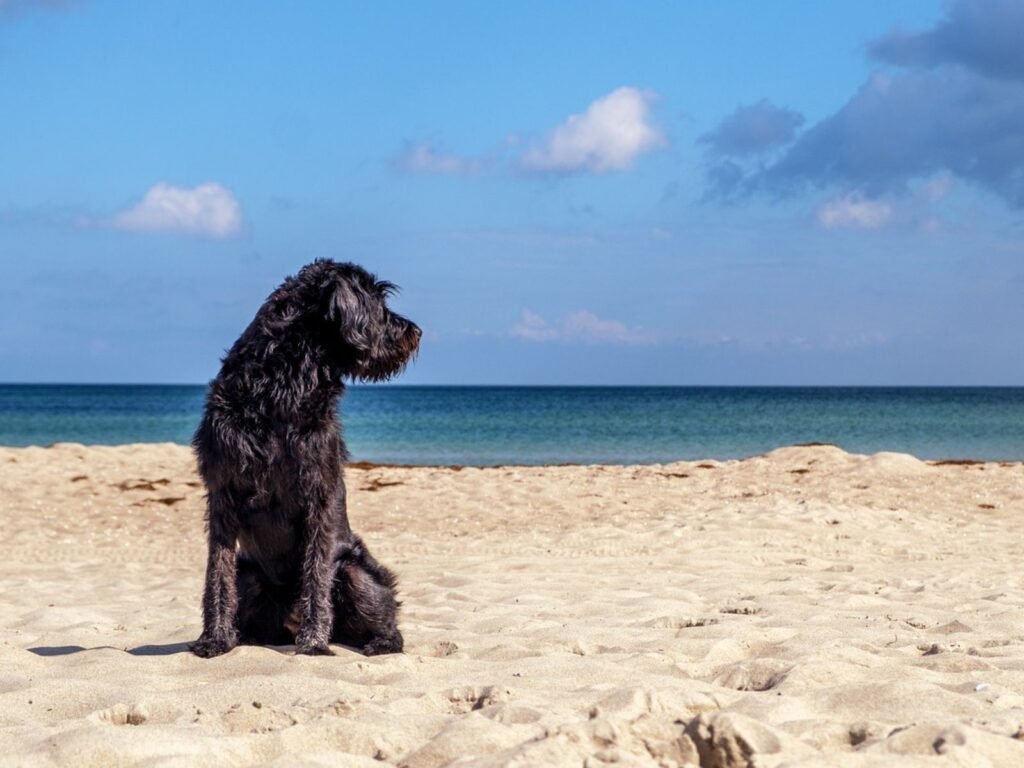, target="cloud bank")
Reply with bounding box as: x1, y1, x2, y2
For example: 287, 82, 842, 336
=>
869, 0, 1024, 82
111, 182, 242, 238
706, 0, 1024, 210
700, 99, 804, 157
761, 69, 1024, 206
